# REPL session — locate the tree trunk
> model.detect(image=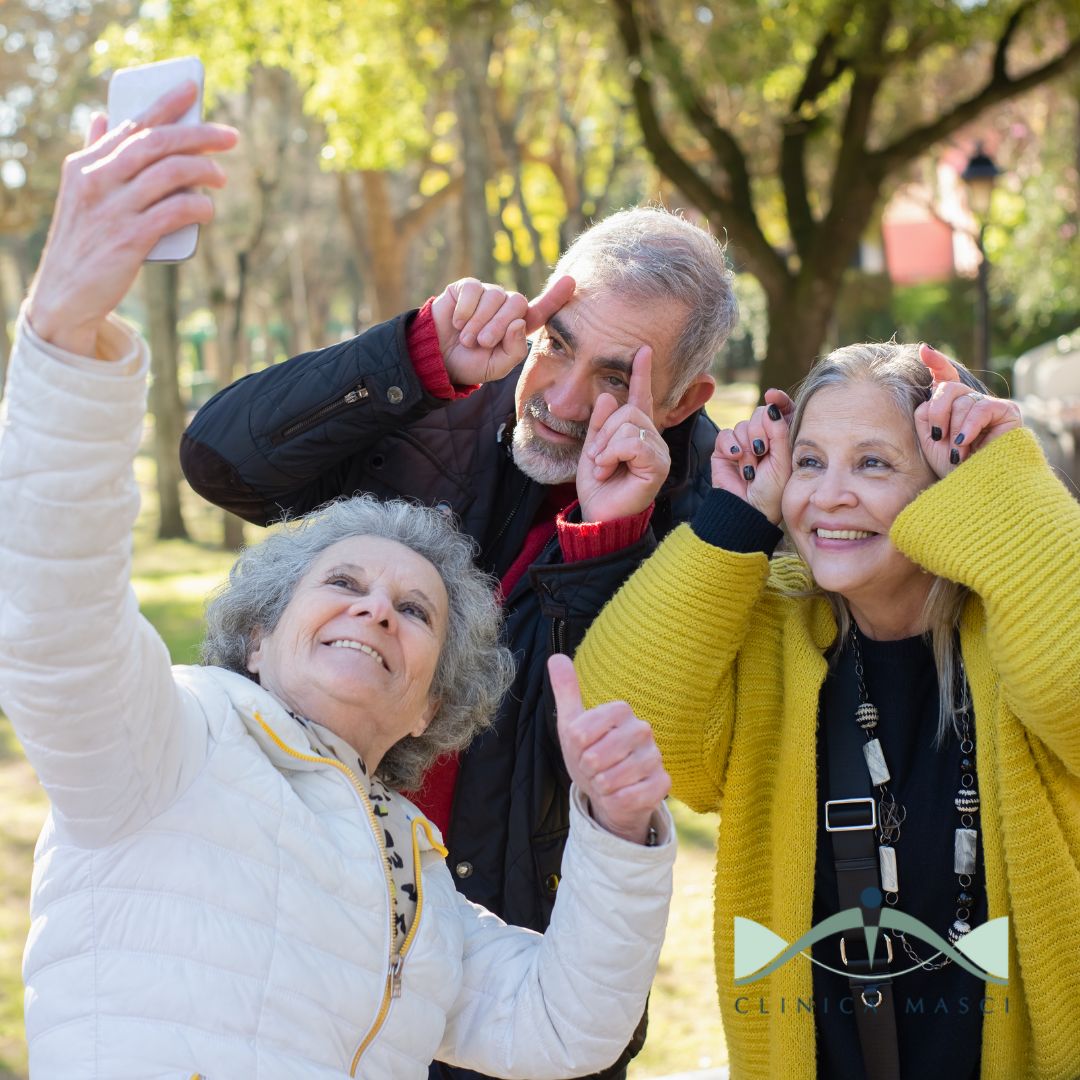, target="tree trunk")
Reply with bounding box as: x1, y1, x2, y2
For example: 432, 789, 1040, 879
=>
450, 18, 498, 283
288, 231, 313, 354
144, 264, 190, 541
760, 279, 837, 396
360, 171, 409, 319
